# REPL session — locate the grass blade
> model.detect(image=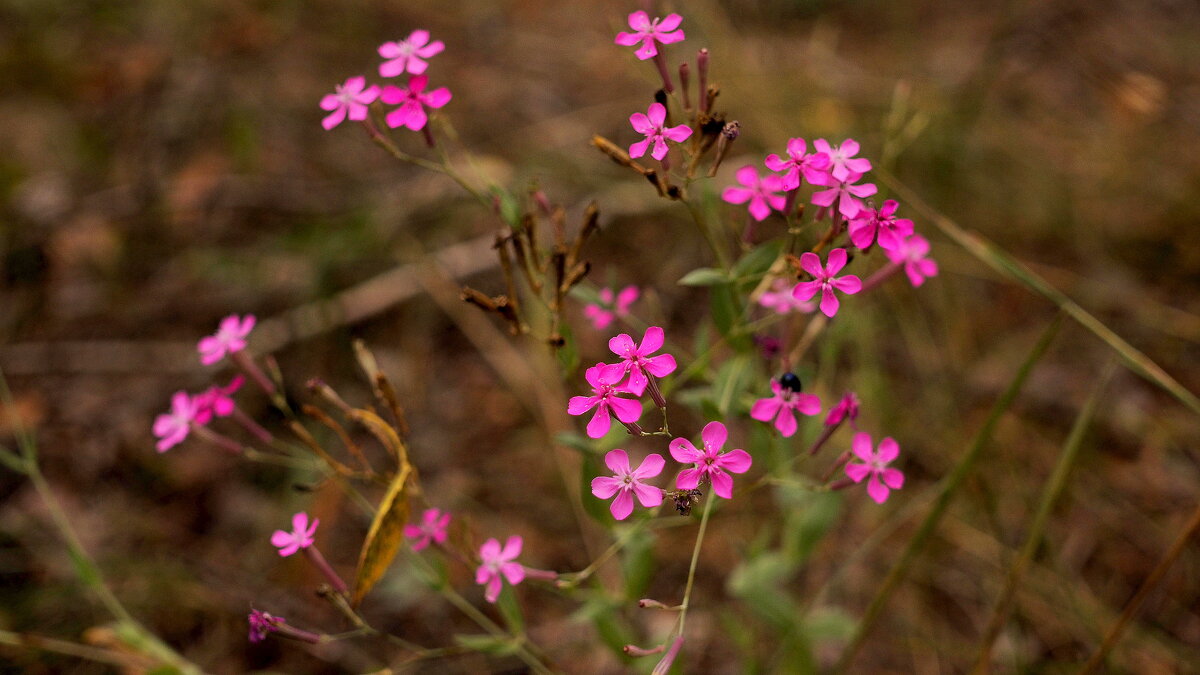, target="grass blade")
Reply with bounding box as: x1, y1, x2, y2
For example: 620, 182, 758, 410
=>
835, 314, 1063, 672
971, 360, 1117, 672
